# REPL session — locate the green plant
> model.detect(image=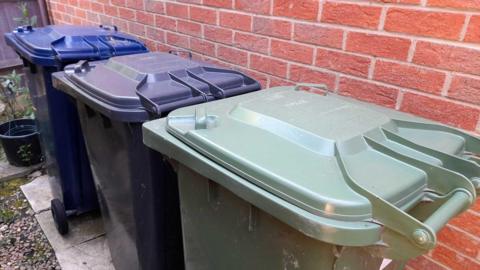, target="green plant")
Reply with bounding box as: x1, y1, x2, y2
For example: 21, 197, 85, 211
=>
17, 143, 34, 164
0, 70, 34, 120
13, 2, 37, 27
